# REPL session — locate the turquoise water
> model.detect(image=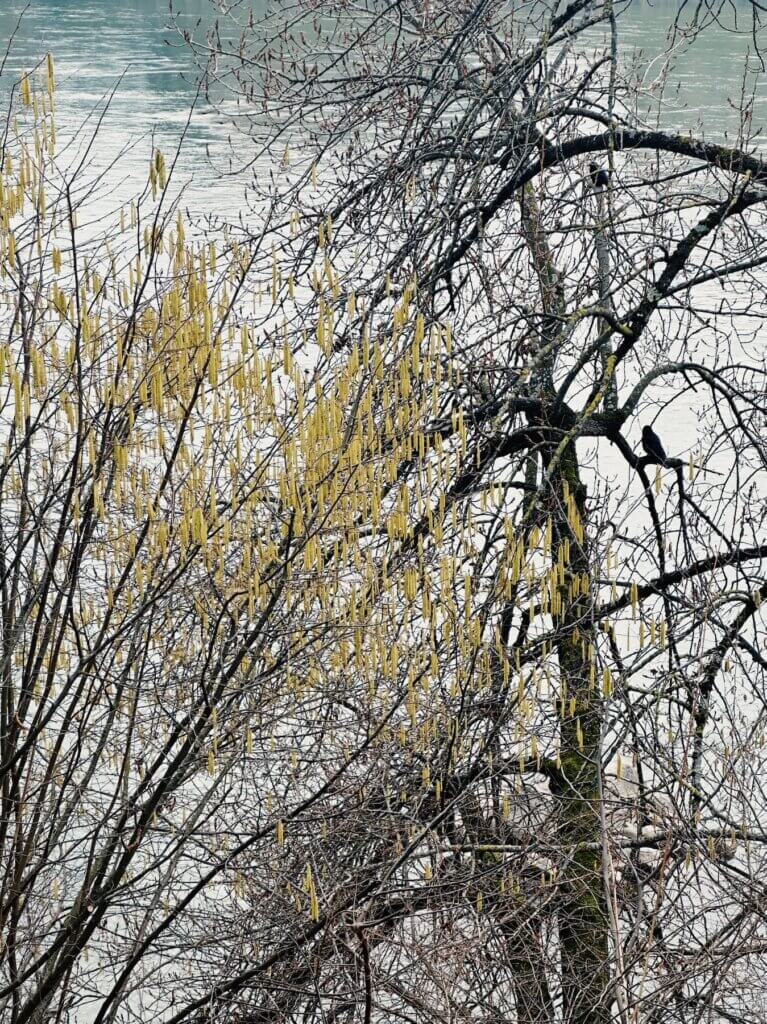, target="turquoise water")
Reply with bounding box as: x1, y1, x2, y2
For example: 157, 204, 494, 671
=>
0, 0, 764, 223
0, 0, 259, 222
591, 0, 767, 145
